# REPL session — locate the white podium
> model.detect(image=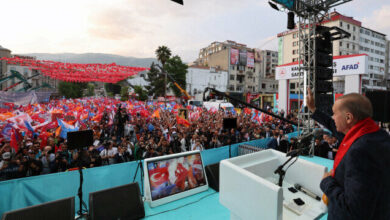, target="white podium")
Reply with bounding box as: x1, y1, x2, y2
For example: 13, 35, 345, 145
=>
220, 149, 328, 220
